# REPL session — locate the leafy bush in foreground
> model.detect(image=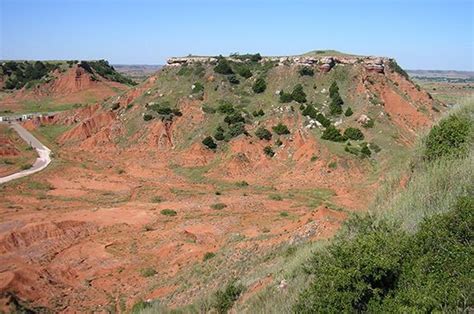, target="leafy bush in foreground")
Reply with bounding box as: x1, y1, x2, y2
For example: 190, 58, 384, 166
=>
296, 196, 473, 313
291, 84, 307, 103
214, 281, 245, 314
214, 57, 234, 75
424, 113, 471, 161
